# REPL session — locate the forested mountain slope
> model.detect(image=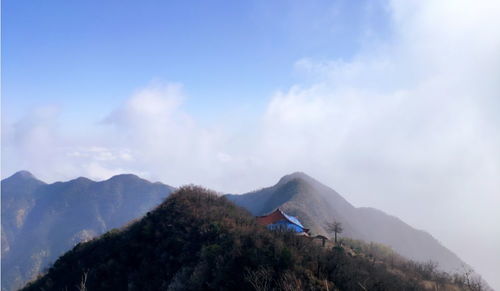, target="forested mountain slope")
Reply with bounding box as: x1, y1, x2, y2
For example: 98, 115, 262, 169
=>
1, 171, 174, 291
22, 186, 473, 291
